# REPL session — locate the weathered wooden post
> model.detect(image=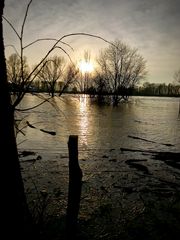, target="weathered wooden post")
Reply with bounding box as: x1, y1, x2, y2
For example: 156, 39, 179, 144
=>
66, 135, 83, 240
